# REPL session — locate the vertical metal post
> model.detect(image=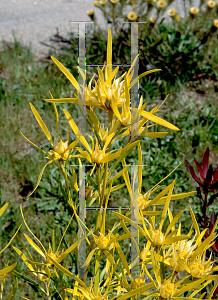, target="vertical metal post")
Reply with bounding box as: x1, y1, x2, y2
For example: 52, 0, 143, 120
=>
69, 20, 147, 281
78, 164, 86, 279
130, 22, 139, 137
78, 22, 87, 137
